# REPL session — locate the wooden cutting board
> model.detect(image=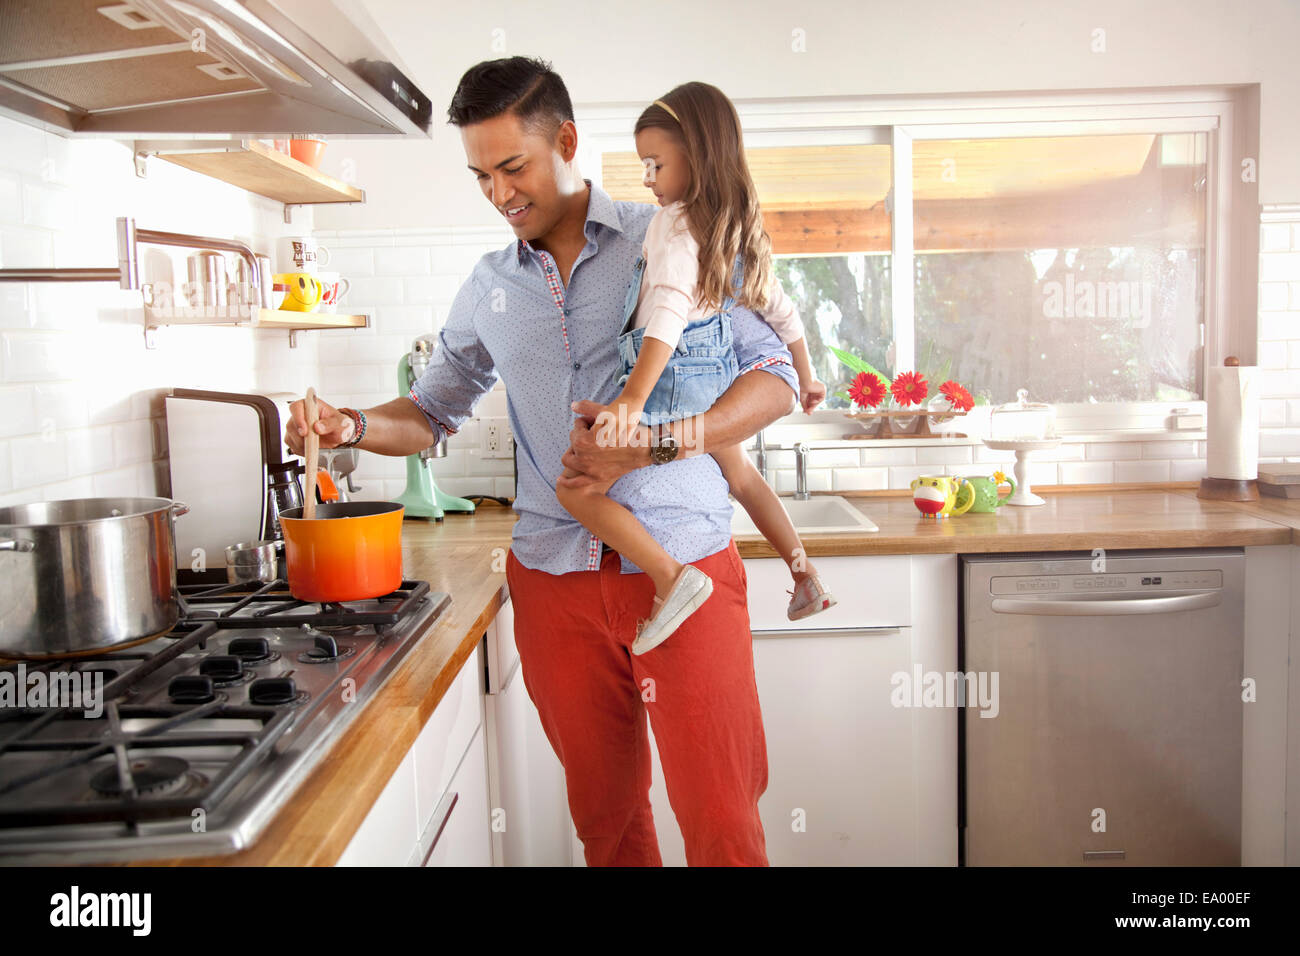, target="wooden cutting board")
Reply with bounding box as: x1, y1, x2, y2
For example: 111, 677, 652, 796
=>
1259, 464, 1300, 498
